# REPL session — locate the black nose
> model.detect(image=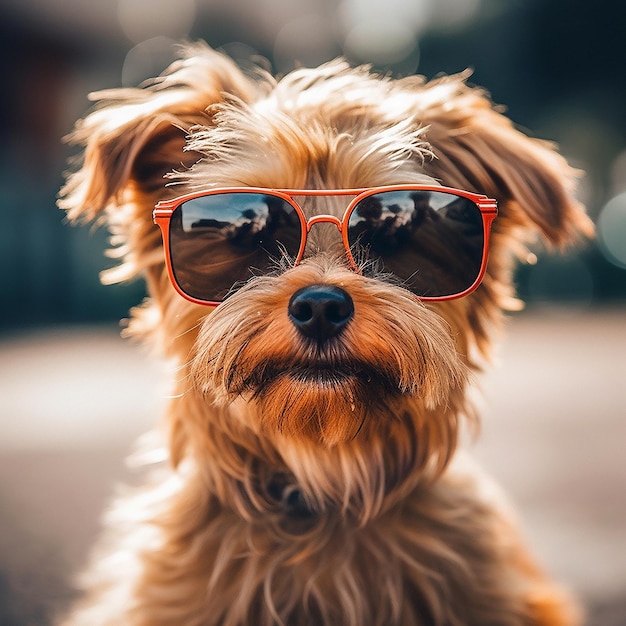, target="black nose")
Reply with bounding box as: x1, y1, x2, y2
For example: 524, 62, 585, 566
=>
288, 284, 354, 341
